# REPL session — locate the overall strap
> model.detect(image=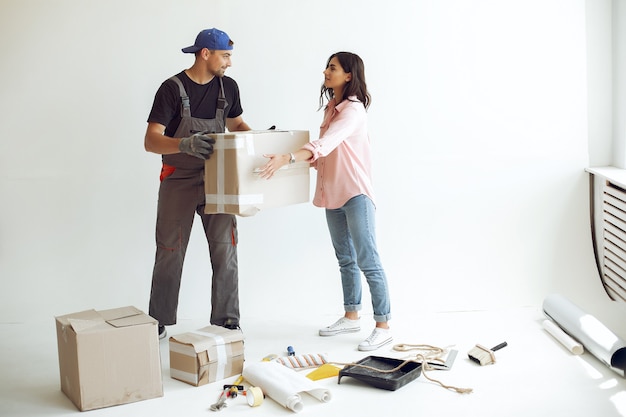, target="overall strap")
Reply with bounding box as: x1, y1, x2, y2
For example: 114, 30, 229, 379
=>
169, 75, 191, 118
217, 77, 226, 110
